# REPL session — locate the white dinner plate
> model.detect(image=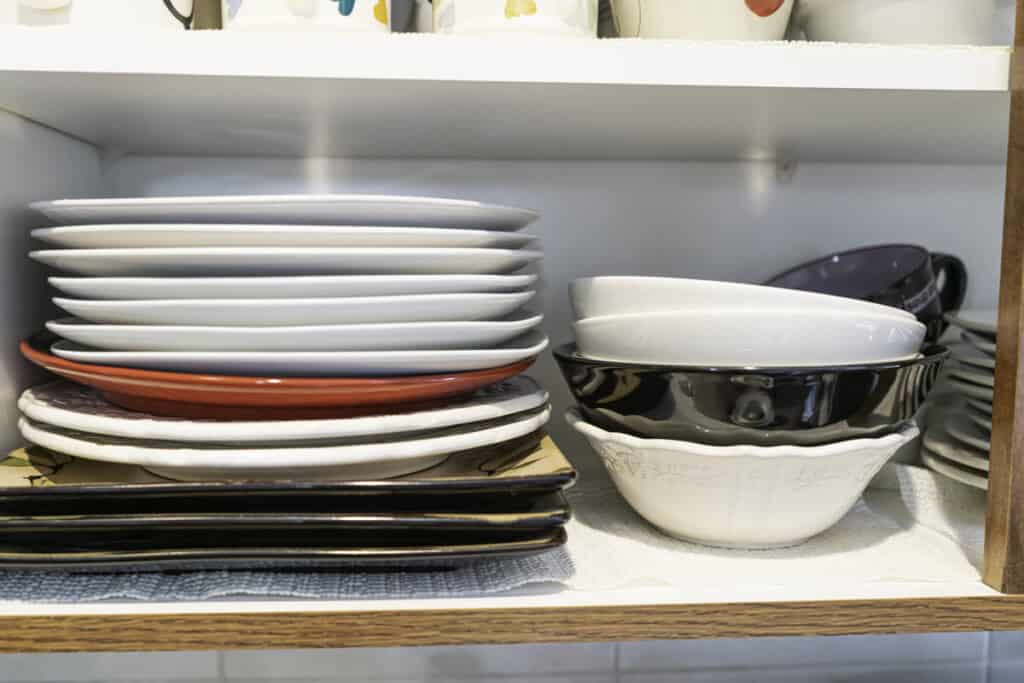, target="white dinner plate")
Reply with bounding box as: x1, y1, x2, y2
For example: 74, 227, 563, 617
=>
947, 377, 994, 403
19, 378, 549, 444
965, 402, 993, 432
961, 330, 996, 356
945, 309, 997, 337
31, 247, 543, 277
923, 424, 988, 472
32, 225, 538, 250
18, 406, 552, 482
949, 366, 994, 389
967, 398, 993, 416
943, 411, 991, 454
921, 448, 988, 491
49, 274, 538, 300
31, 195, 539, 230
50, 332, 550, 376
53, 292, 535, 326
952, 347, 996, 371
47, 313, 544, 352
